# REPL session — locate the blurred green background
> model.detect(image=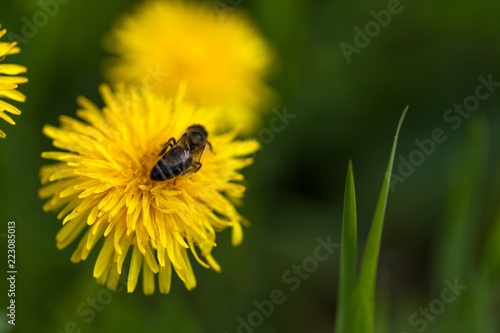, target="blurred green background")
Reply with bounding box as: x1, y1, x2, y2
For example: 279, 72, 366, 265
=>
1, 0, 500, 332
